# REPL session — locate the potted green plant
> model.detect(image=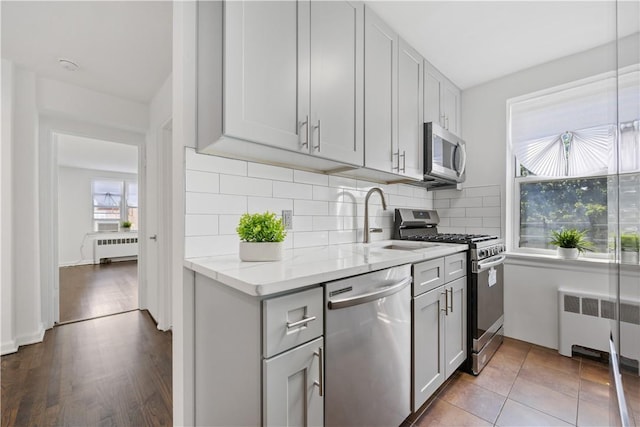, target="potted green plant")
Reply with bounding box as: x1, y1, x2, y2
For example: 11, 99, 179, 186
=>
121, 220, 132, 232
236, 211, 287, 261
621, 232, 639, 264
550, 228, 594, 259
